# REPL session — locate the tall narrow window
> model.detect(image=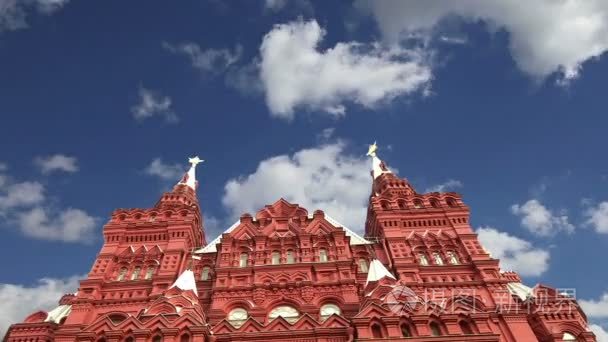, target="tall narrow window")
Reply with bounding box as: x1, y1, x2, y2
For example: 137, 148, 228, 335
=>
371, 324, 384, 338
152, 336, 162, 342
432, 252, 444, 265
447, 251, 459, 265
358, 258, 369, 273
459, 321, 473, 335
272, 251, 280, 265
430, 322, 442, 336
418, 254, 429, 266
145, 266, 155, 280
116, 267, 127, 281
239, 253, 248, 267
401, 324, 412, 337
201, 266, 210, 280
319, 248, 328, 262
286, 250, 295, 264
180, 334, 190, 342
124, 338, 134, 342
131, 266, 141, 280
